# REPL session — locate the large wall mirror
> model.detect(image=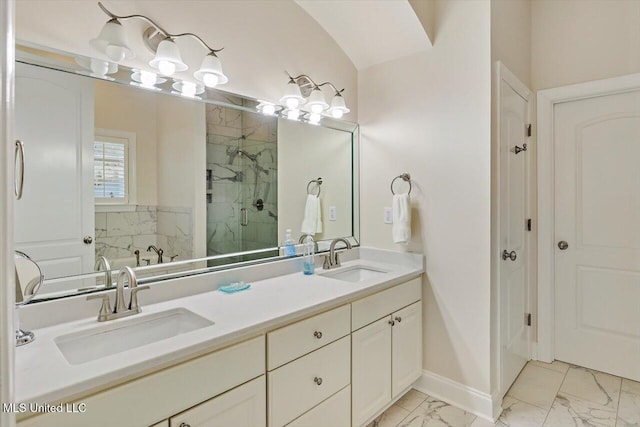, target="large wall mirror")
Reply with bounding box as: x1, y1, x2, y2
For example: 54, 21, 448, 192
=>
15, 43, 359, 301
